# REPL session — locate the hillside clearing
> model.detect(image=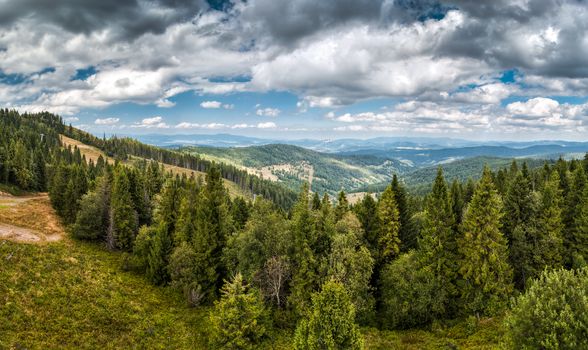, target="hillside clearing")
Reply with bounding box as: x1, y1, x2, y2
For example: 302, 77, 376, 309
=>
0, 193, 64, 243
60, 134, 251, 199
